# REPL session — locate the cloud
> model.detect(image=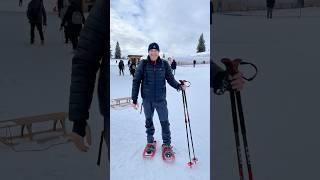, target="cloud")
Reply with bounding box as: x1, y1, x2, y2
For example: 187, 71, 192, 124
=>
110, 0, 210, 58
